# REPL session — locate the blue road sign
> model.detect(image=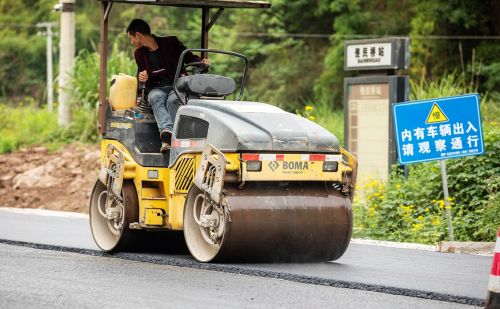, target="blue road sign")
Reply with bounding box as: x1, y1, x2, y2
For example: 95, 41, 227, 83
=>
393, 94, 484, 164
